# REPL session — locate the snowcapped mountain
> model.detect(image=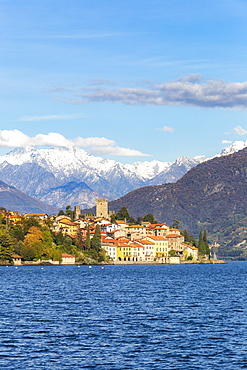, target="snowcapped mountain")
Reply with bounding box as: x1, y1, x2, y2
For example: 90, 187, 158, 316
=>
220, 141, 247, 156
0, 142, 241, 210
